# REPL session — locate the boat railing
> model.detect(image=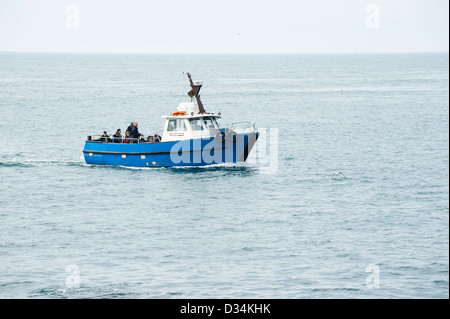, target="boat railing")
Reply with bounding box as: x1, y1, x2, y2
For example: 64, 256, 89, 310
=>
86, 135, 148, 144
229, 121, 256, 133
